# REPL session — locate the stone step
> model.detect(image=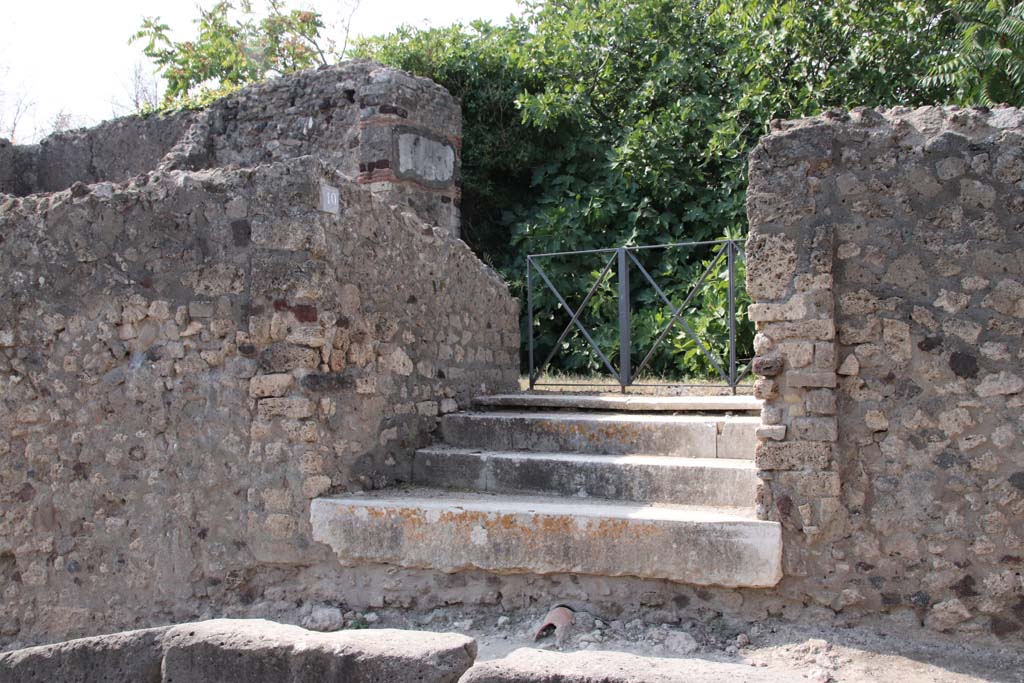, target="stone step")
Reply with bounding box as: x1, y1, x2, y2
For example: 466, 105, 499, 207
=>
310, 489, 783, 587
441, 412, 759, 458
412, 447, 758, 506
474, 393, 762, 413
